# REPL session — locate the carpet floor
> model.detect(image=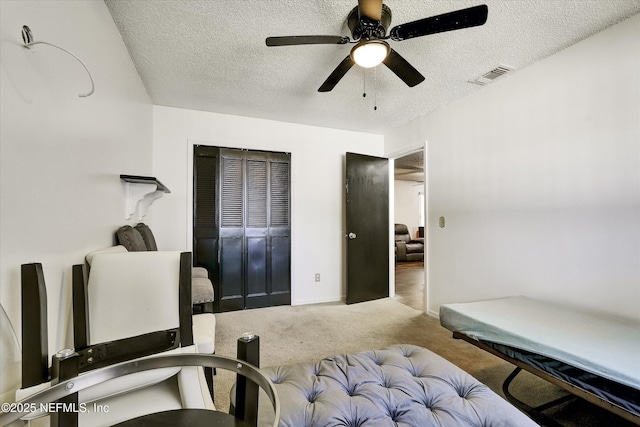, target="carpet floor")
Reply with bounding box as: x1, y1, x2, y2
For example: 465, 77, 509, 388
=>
210, 298, 635, 427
